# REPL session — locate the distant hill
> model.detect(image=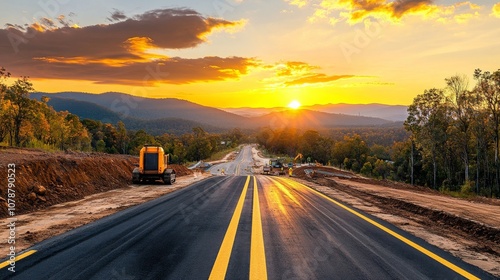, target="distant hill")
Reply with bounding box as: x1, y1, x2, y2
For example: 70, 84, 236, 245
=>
224, 103, 408, 122
221, 107, 287, 118
31, 92, 398, 134
30, 94, 223, 135
304, 103, 408, 122
31, 92, 247, 128
31, 95, 123, 124
252, 109, 393, 128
